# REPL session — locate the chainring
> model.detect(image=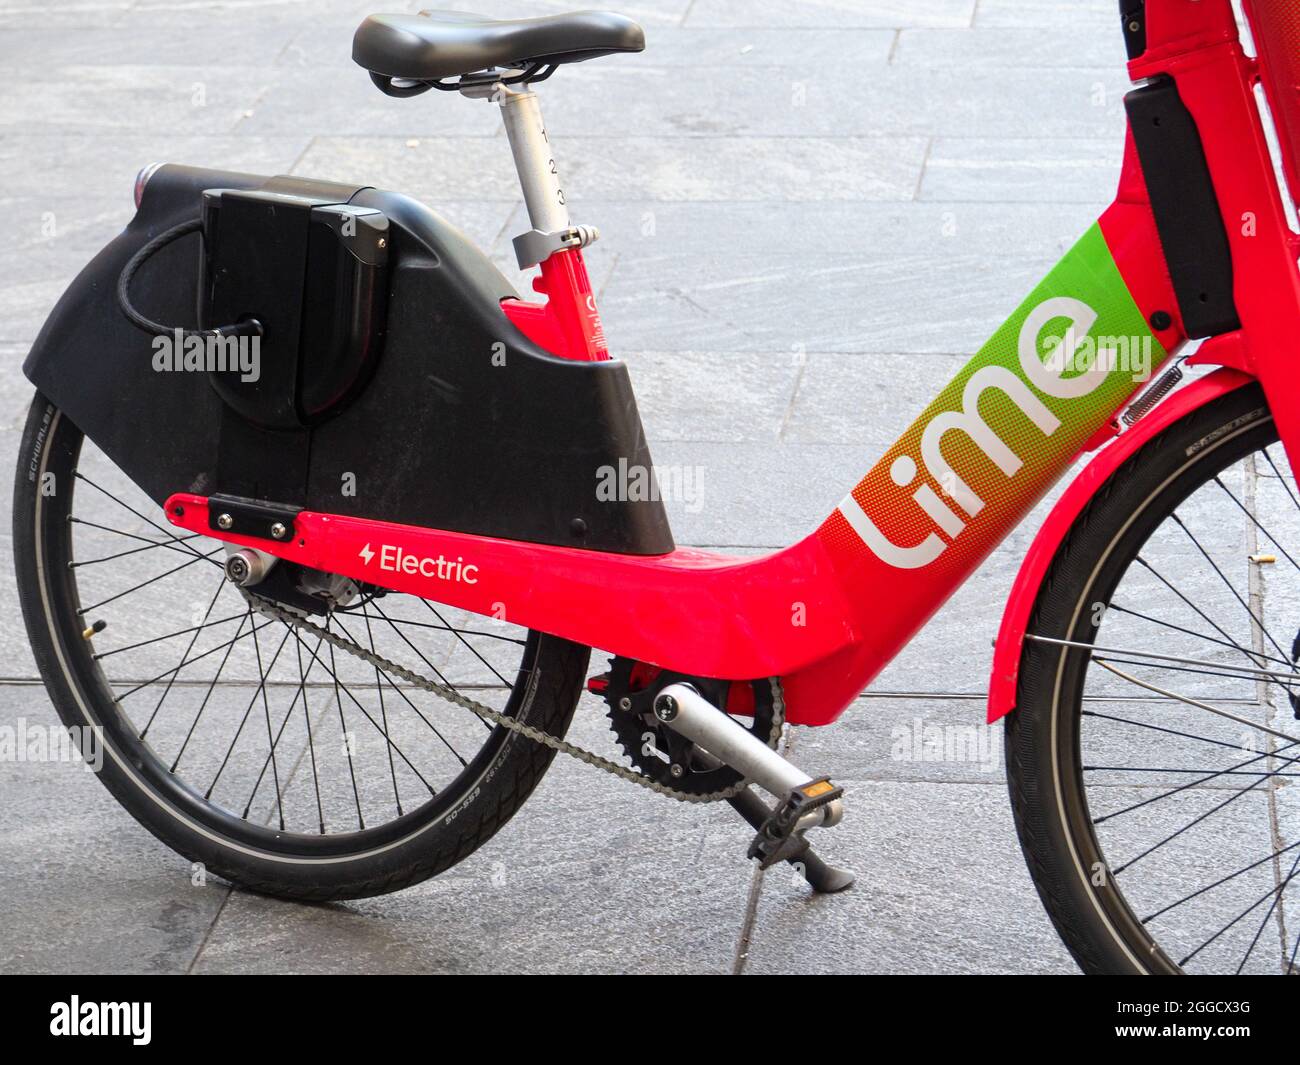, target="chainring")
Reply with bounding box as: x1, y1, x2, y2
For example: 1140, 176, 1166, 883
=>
601, 656, 782, 797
